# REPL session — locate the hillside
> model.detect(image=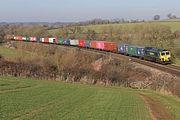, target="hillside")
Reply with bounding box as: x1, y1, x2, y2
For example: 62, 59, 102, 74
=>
1, 76, 180, 120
